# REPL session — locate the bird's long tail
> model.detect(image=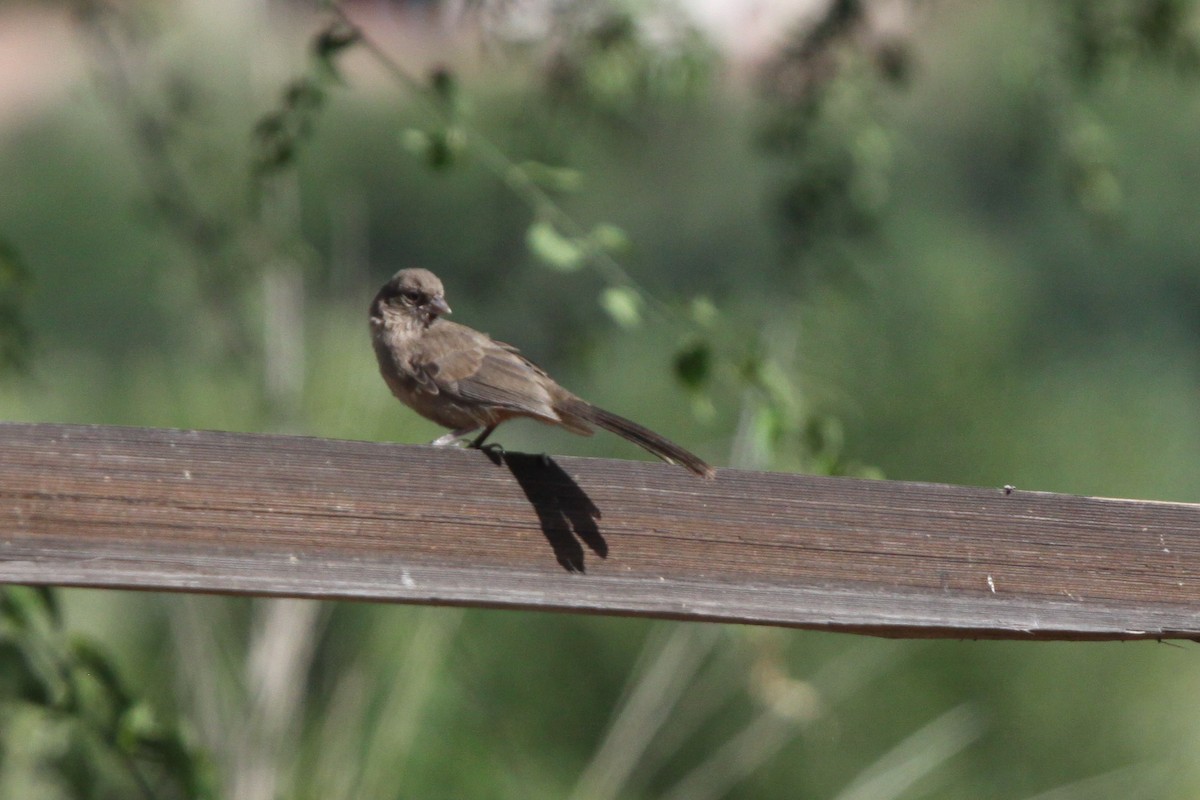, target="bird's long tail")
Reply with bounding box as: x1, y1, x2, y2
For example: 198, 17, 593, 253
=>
565, 401, 715, 479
